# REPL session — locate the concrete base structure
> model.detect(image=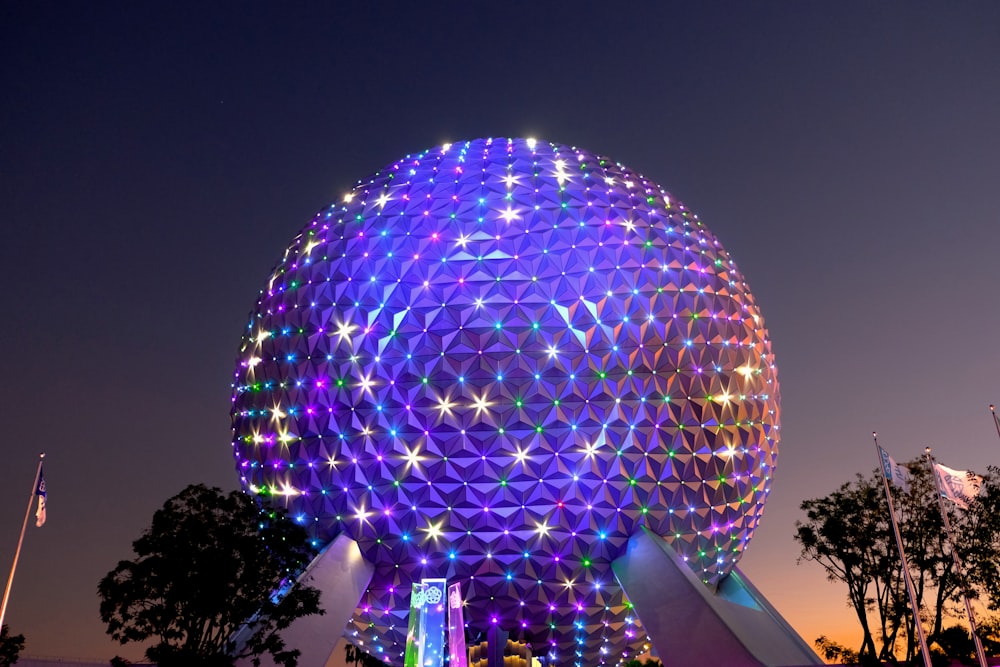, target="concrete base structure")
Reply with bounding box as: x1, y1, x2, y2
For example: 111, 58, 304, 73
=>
236, 533, 374, 667
611, 526, 822, 667
238, 526, 818, 667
